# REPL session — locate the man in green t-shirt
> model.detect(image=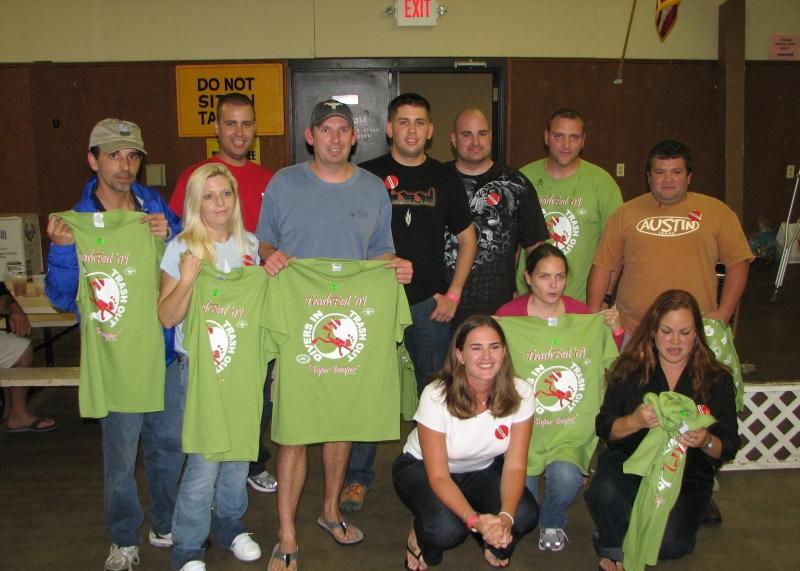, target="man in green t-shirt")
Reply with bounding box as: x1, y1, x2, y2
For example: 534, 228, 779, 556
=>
519, 108, 622, 302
